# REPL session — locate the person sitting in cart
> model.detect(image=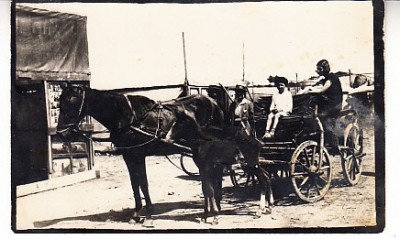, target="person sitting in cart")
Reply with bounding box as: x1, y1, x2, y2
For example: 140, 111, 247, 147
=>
302, 59, 343, 132
229, 83, 254, 135
300, 59, 343, 152
262, 76, 293, 139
